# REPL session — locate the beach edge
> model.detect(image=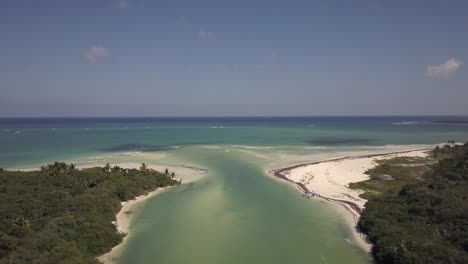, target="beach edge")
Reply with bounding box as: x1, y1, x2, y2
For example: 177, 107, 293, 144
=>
268, 147, 433, 254
97, 163, 207, 264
